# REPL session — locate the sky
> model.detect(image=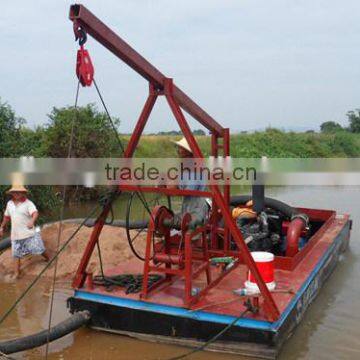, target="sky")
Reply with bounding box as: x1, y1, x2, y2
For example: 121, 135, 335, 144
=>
1, 0, 359, 133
